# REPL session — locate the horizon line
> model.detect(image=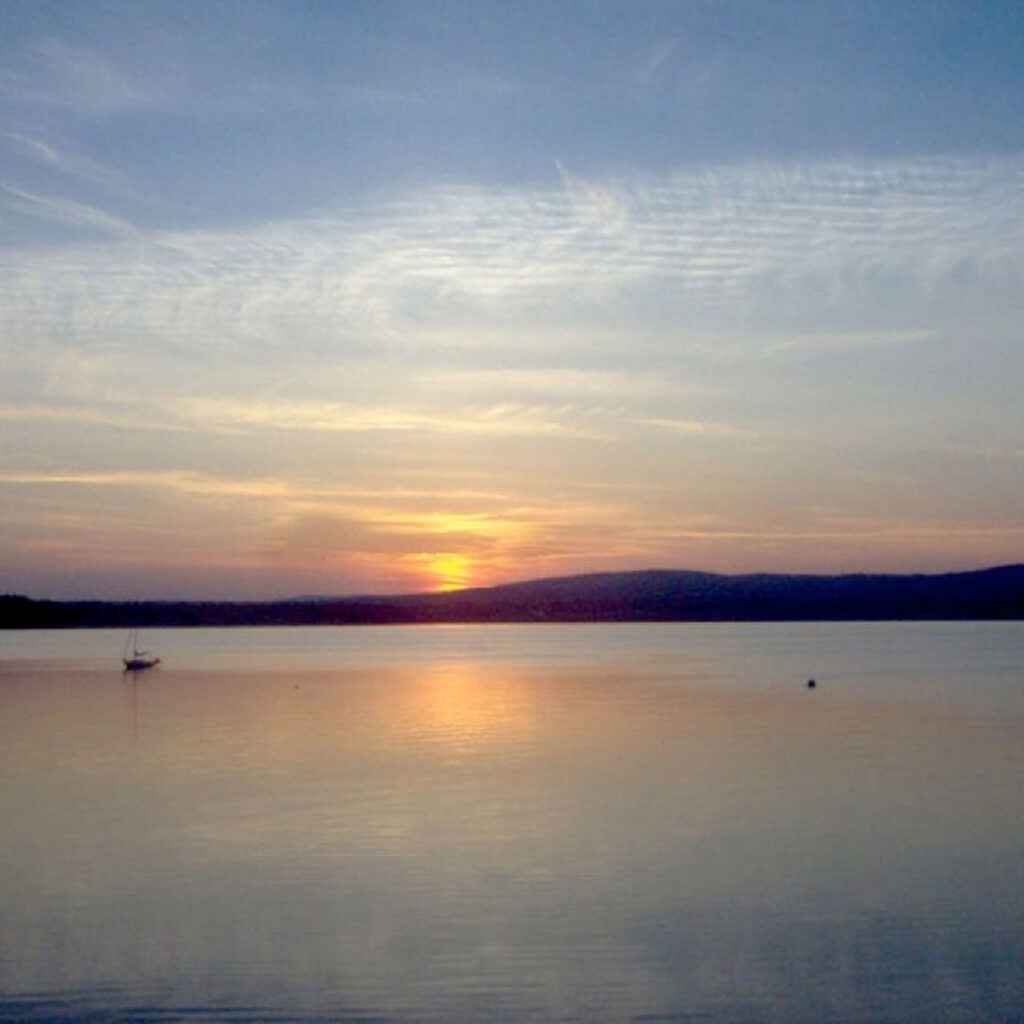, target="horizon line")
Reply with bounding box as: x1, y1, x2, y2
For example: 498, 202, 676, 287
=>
5, 561, 1022, 606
